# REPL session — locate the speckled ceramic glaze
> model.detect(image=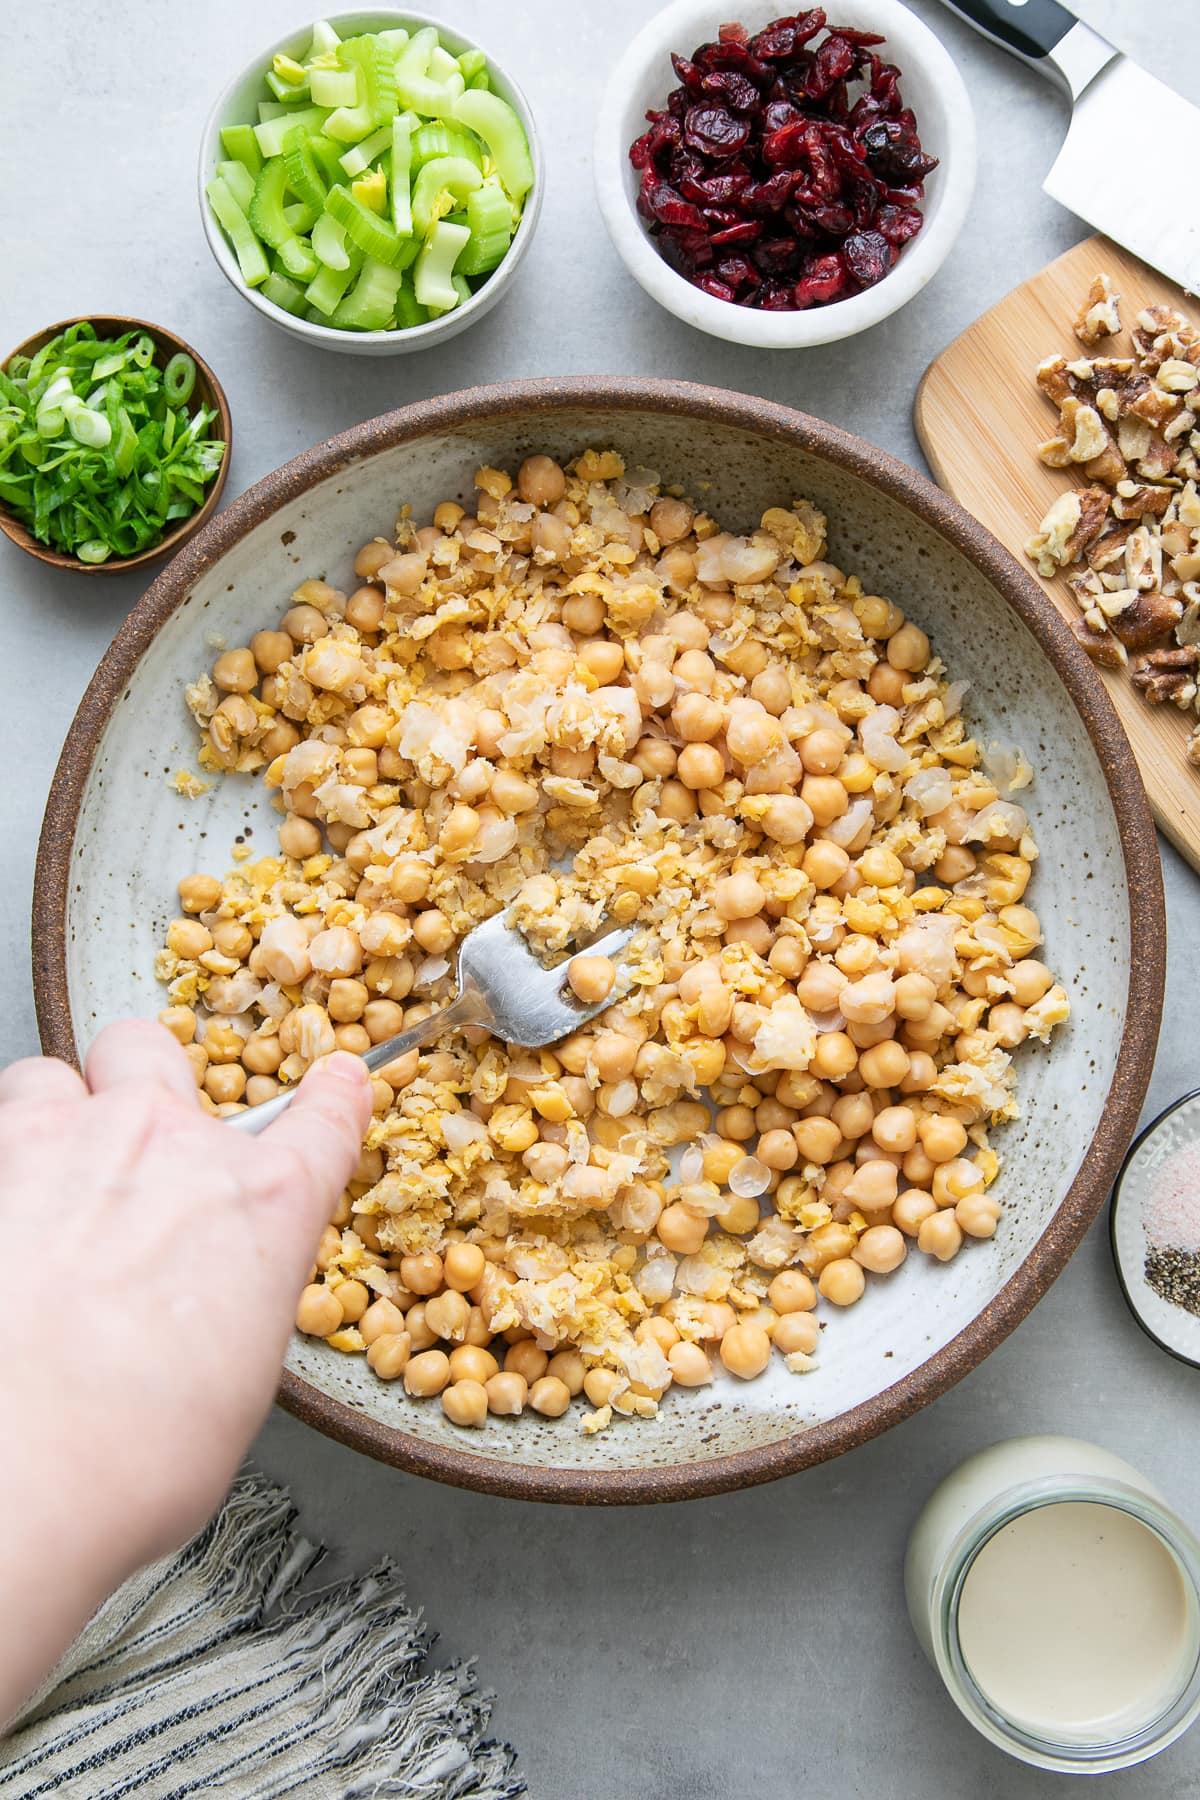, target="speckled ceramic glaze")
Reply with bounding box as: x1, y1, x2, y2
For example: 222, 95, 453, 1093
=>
34, 380, 1164, 1503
